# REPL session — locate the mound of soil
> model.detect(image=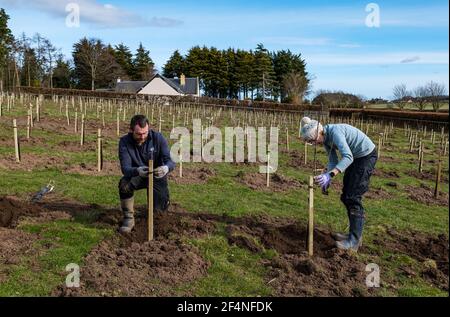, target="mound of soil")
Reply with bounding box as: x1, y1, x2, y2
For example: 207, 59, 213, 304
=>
0, 228, 40, 282
405, 184, 449, 206
372, 228, 449, 291
365, 188, 393, 200
169, 167, 216, 185
406, 170, 449, 184
63, 161, 122, 176
224, 216, 371, 296
287, 151, 325, 171
0, 196, 49, 228
0, 154, 66, 171
373, 169, 400, 179
54, 206, 216, 297
236, 172, 305, 192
